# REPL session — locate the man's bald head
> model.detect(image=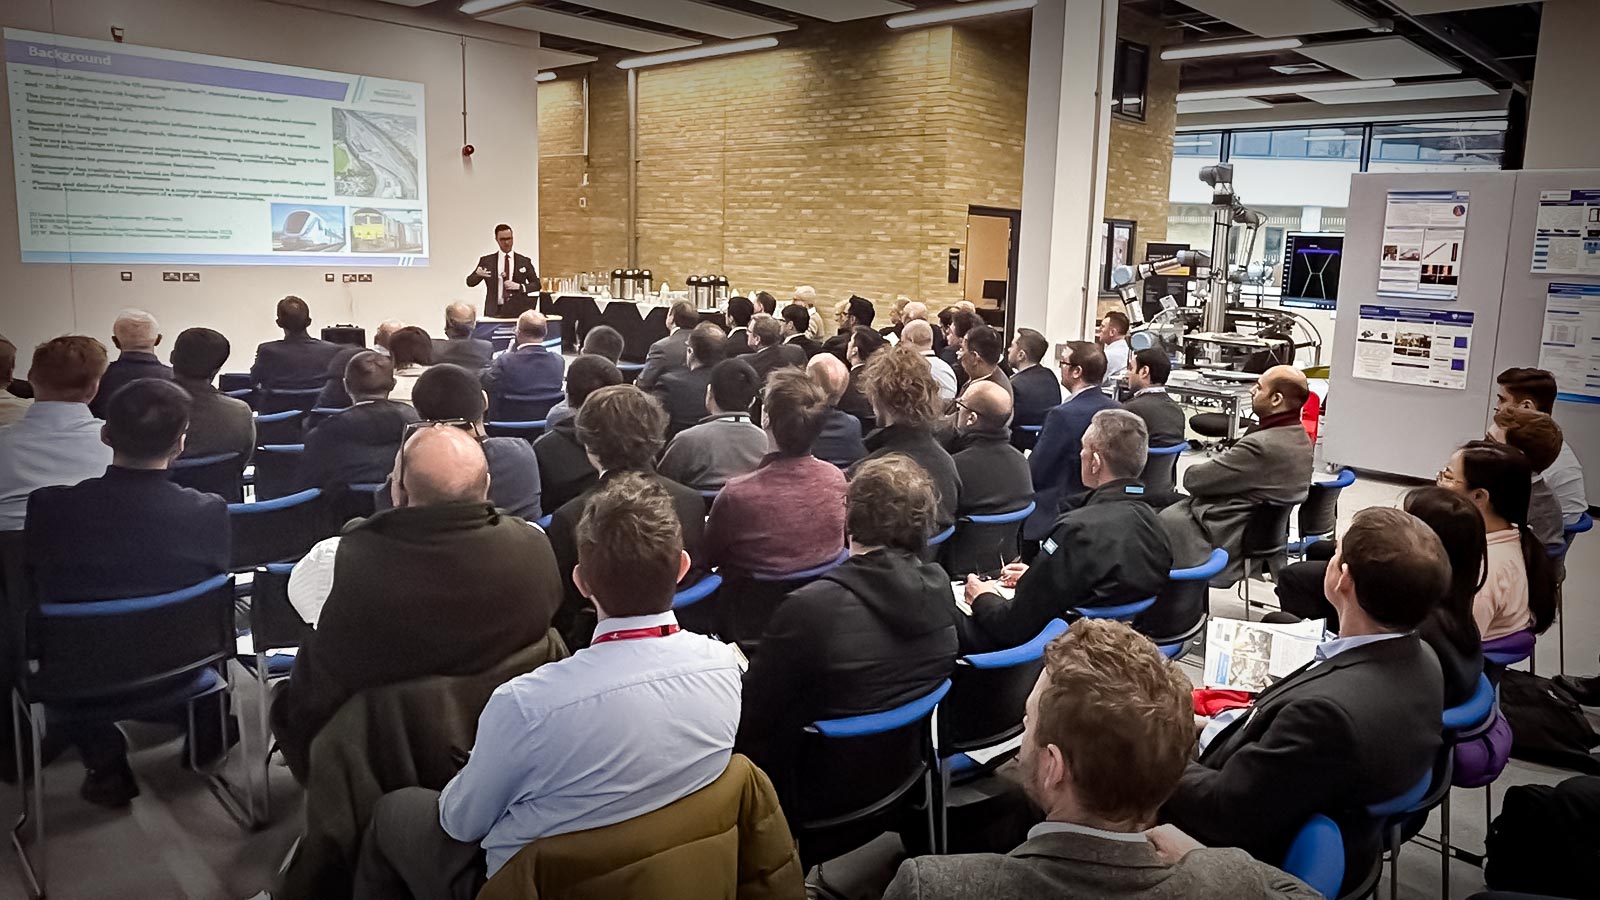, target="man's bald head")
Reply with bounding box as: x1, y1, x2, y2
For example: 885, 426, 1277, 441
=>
959, 380, 1012, 432
445, 302, 477, 338
1254, 365, 1310, 416
807, 352, 850, 406
113, 309, 160, 352
517, 309, 549, 343
902, 301, 928, 325
374, 319, 404, 349
395, 425, 490, 508
902, 319, 934, 351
